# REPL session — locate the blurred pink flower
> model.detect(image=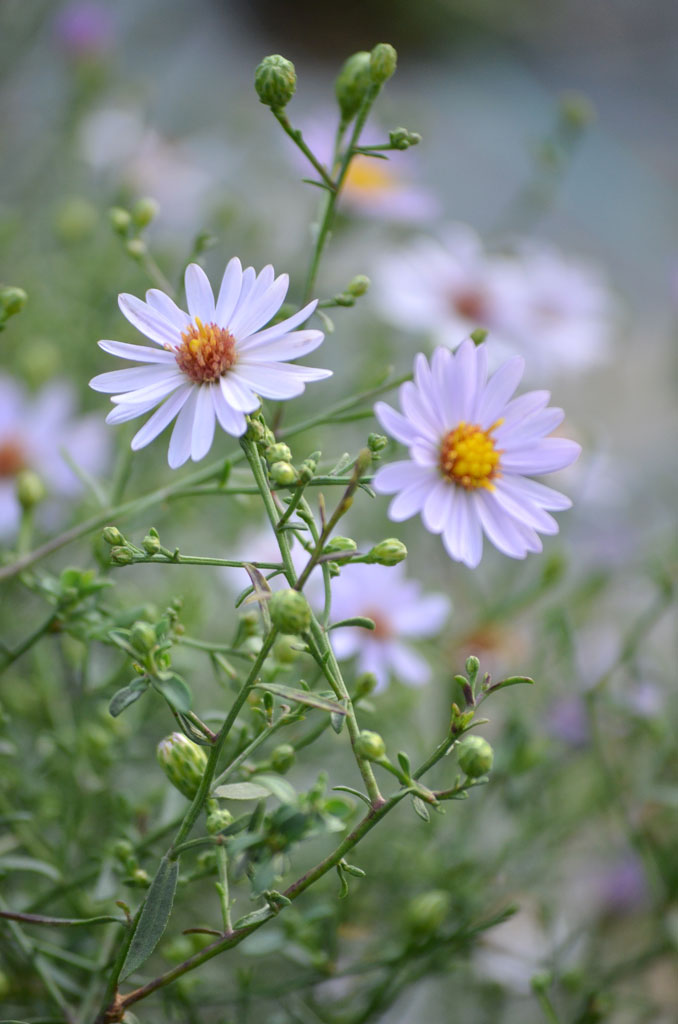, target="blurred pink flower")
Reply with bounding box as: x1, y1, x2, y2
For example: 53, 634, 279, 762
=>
53, 2, 114, 59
